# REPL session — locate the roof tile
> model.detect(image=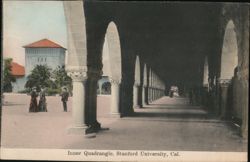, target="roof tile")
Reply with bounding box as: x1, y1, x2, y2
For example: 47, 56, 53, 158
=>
11, 62, 25, 77
23, 39, 66, 49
